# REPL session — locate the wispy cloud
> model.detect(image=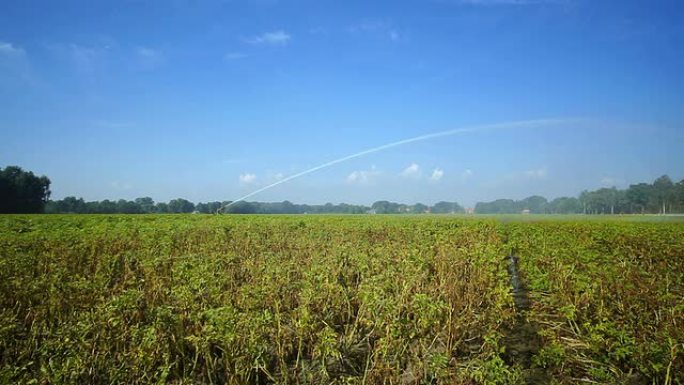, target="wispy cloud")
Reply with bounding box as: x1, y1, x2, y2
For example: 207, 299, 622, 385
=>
246, 30, 291, 45
524, 167, 548, 179
225, 52, 248, 60
400, 163, 421, 178
48, 42, 113, 80
239, 173, 257, 185
347, 19, 402, 42
308, 27, 328, 35
0, 40, 36, 85
135, 46, 164, 70
69, 44, 108, 72
600, 176, 623, 187
110, 181, 133, 190
264, 171, 285, 183
461, 169, 474, 179
346, 167, 380, 184
0, 41, 25, 56
430, 168, 444, 182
